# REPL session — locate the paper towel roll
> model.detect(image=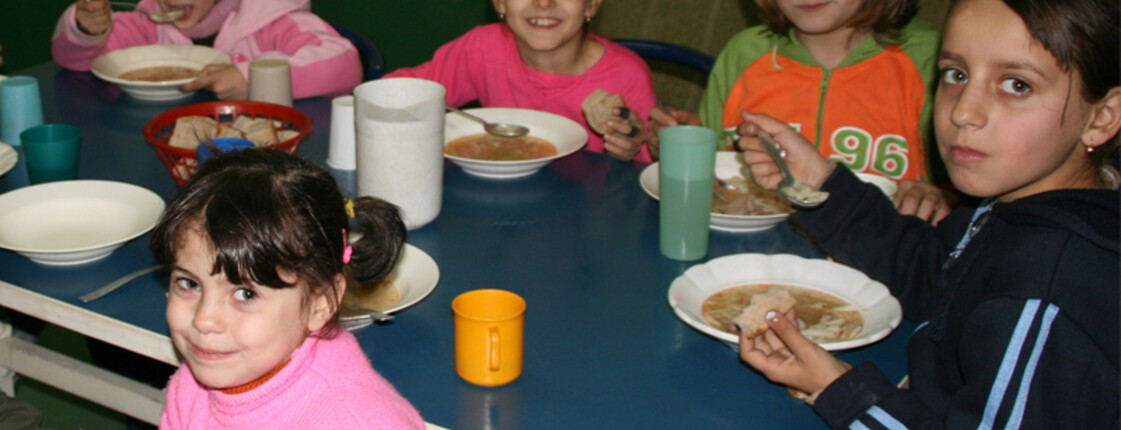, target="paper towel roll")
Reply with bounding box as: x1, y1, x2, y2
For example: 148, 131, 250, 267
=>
353, 78, 447, 230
